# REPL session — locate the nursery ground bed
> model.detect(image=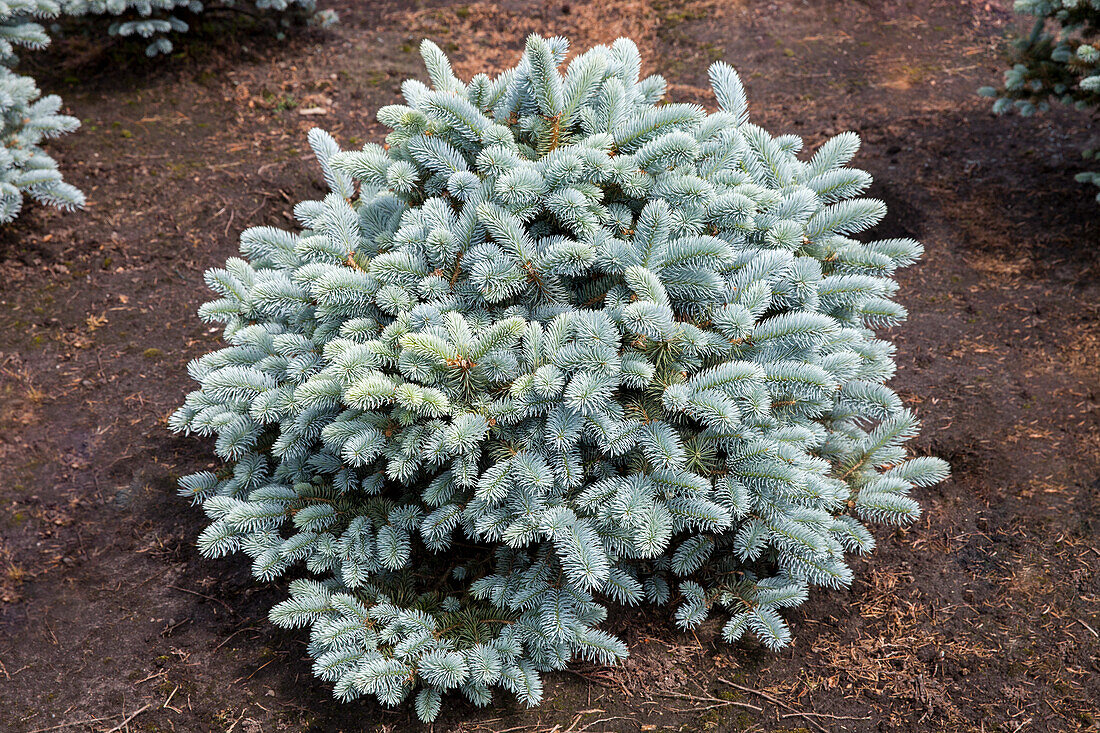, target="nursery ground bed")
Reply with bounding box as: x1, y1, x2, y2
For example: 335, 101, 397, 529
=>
1, 1, 1097, 731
